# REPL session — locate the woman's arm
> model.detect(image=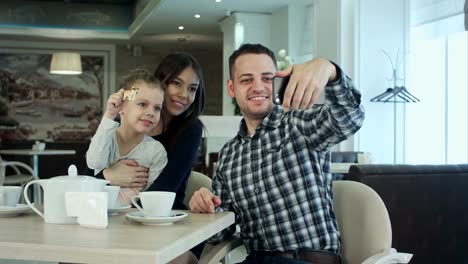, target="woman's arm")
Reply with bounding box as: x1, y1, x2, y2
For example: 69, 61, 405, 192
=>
87, 160, 149, 188
146, 120, 203, 192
